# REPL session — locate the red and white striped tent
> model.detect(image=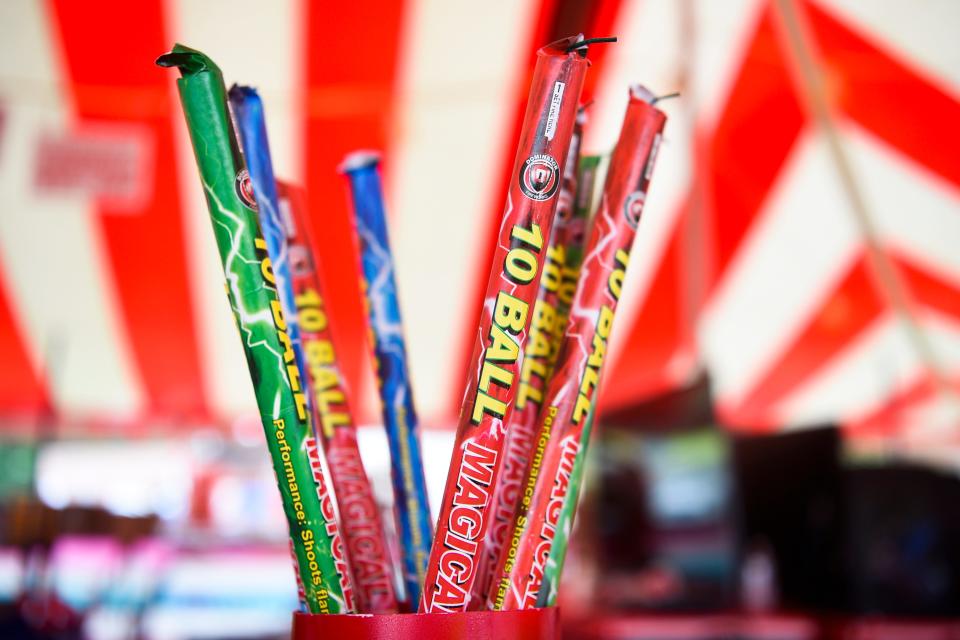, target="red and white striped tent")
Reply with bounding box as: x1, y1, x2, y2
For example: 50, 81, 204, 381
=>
1, 1, 958, 459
